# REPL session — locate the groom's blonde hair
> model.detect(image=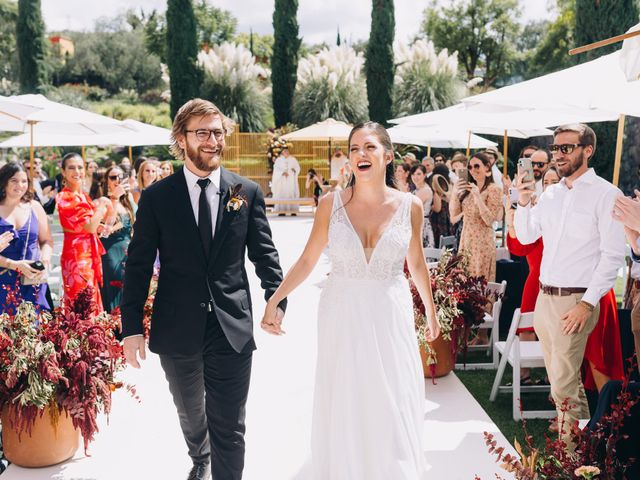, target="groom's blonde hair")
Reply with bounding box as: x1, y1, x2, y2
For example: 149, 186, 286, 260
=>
170, 98, 235, 161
